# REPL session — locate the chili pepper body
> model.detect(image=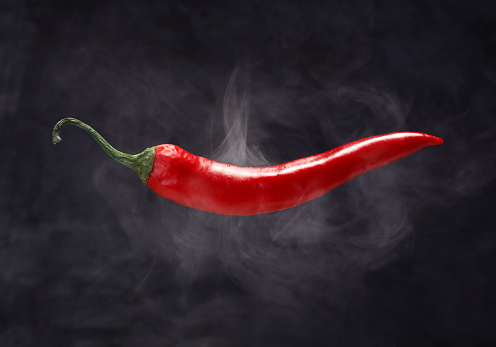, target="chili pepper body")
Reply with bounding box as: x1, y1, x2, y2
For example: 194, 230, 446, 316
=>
146, 133, 443, 215
52, 118, 443, 216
